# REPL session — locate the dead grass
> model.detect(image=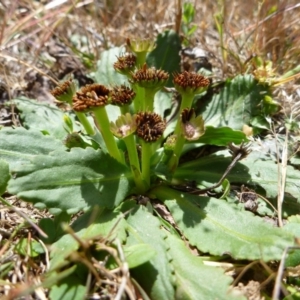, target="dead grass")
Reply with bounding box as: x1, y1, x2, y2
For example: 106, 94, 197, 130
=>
0, 0, 300, 299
